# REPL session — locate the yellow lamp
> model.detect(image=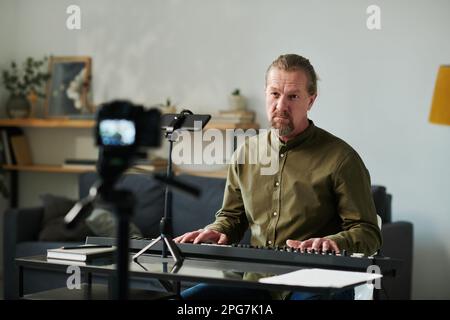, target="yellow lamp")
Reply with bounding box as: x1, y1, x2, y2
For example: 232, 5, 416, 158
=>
429, 65, 450, 125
